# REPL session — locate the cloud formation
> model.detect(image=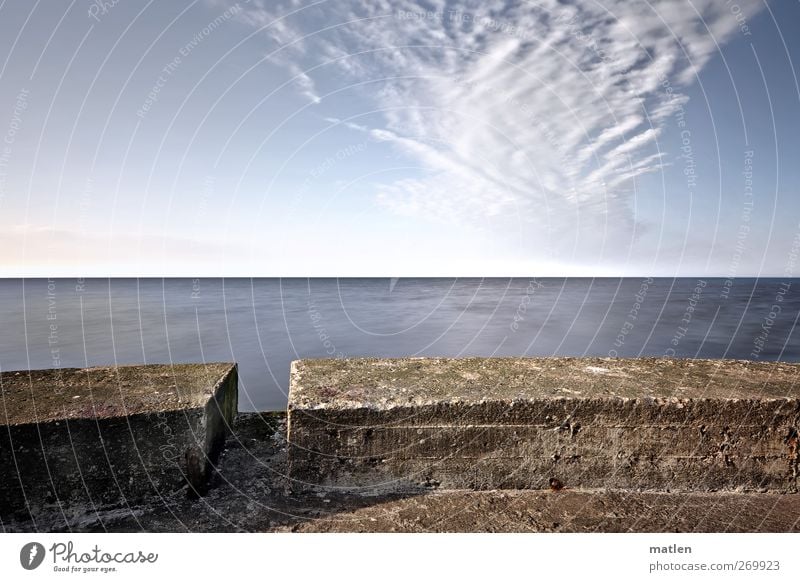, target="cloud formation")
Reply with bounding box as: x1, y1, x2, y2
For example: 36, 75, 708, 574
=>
236, 0, 763, 264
